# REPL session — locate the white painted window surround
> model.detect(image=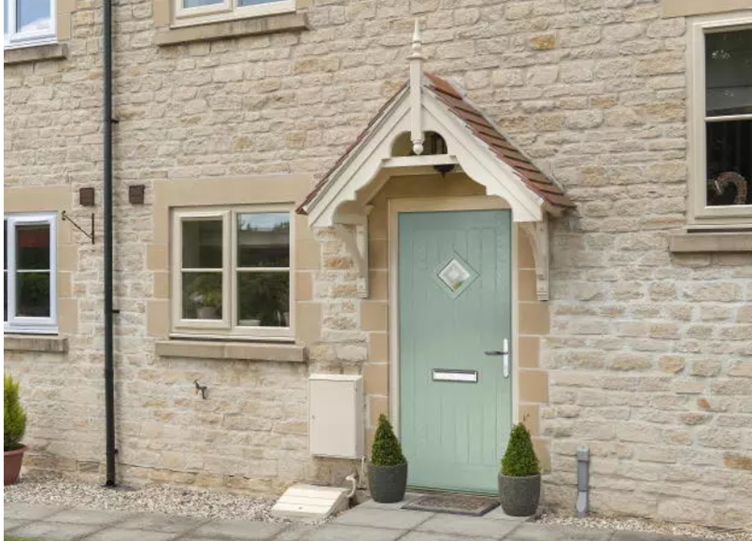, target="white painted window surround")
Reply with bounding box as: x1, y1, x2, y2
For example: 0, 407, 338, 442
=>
687, 12, 752, 229
3, 0, 56, 49
172, 0, 294, 28
4, 213, 58, 335
170, 206, 294, 341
